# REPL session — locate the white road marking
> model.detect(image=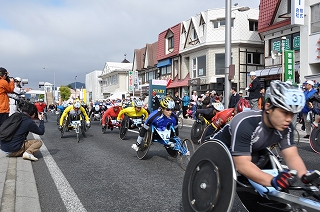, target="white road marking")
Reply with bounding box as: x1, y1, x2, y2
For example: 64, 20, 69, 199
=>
33, 134, 87, 212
